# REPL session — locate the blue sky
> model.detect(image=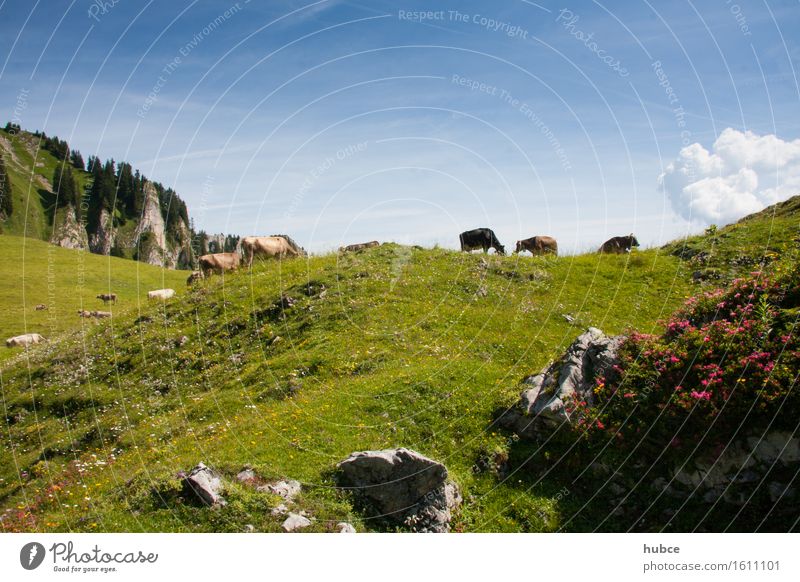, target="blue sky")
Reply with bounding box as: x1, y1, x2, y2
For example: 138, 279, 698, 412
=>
1, 0, 799, 252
